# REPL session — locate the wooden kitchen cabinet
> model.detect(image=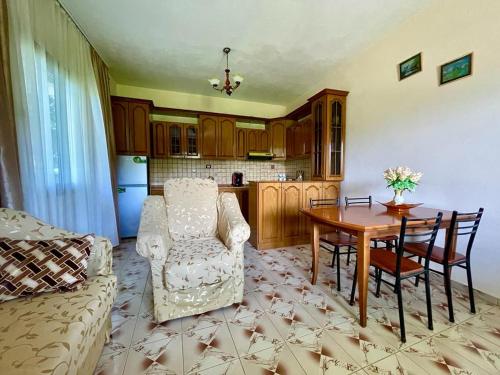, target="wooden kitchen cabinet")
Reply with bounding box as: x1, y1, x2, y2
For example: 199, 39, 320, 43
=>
111, 96, 151, 155
301, 182, 323, 236
286, 126, 294, 158
310, 89, 348, 180
200, 115, 235, 159
235, 127, 247, 159
152, 121, 200, 159
251, 182, 282, 248
270, 120, 286, 159
282, 183, 302, 241
285, 118, 311, 160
